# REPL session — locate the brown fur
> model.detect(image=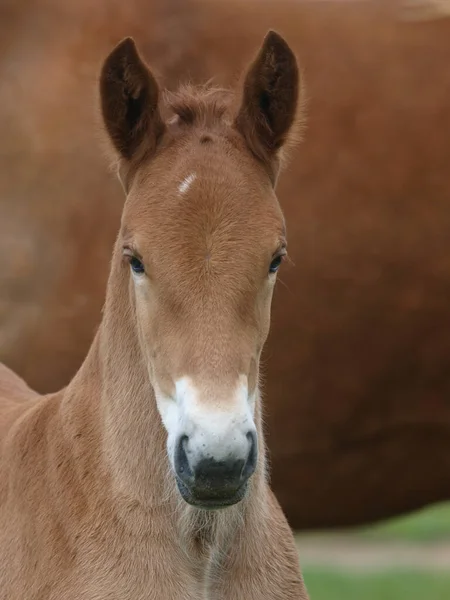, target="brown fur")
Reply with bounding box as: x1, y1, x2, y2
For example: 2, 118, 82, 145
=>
2, 0, 450, 531
0, 33, 309, 599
